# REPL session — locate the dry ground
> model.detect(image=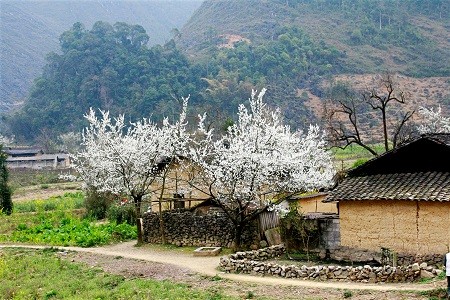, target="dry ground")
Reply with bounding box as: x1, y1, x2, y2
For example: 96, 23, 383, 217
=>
2, 242, 445, 300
